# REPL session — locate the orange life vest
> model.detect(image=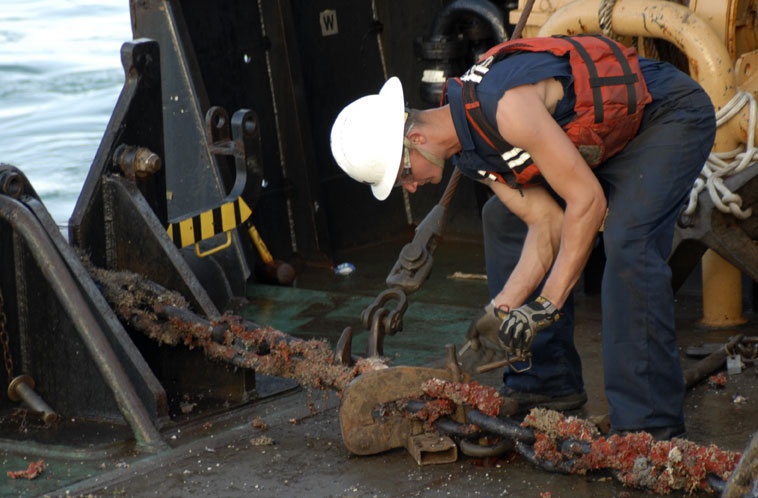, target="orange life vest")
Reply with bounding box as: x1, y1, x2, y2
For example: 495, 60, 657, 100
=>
456, 35, 652, 188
